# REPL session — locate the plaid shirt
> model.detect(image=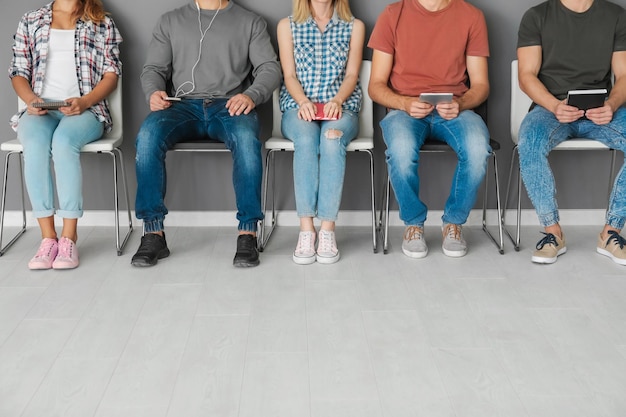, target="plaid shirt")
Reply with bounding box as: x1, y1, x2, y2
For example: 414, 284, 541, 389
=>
279, 12, 362, 113
8, 2, 123, 131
